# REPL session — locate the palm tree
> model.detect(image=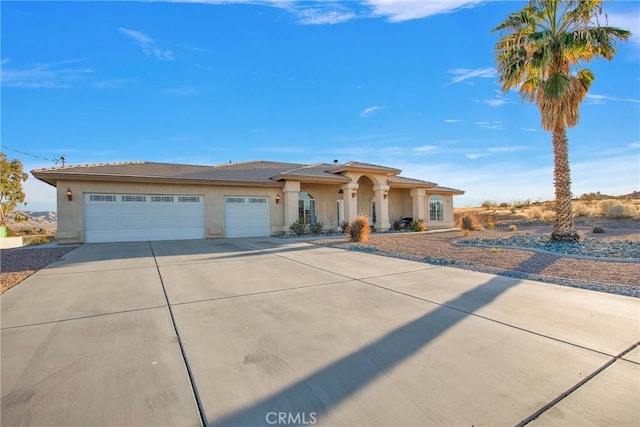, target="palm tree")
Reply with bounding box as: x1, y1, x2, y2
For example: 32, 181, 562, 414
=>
493, 0, 630, 242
